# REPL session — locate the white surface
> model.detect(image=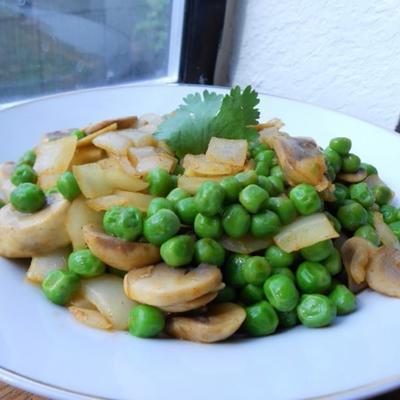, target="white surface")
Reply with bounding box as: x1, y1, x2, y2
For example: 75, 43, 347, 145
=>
1, 85, 400, 400
230, 1, 400, 130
